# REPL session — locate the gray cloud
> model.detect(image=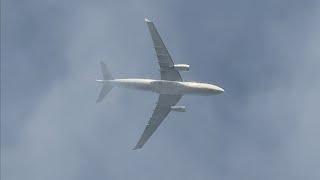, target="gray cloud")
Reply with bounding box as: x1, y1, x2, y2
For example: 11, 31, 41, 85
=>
2, 0, 320, 180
